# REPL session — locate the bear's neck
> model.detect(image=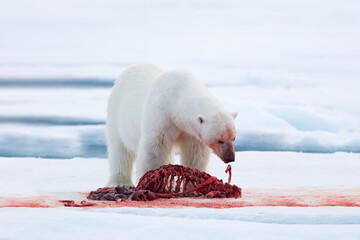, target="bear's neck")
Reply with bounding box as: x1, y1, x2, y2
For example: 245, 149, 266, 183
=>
172, 92, 224, 134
